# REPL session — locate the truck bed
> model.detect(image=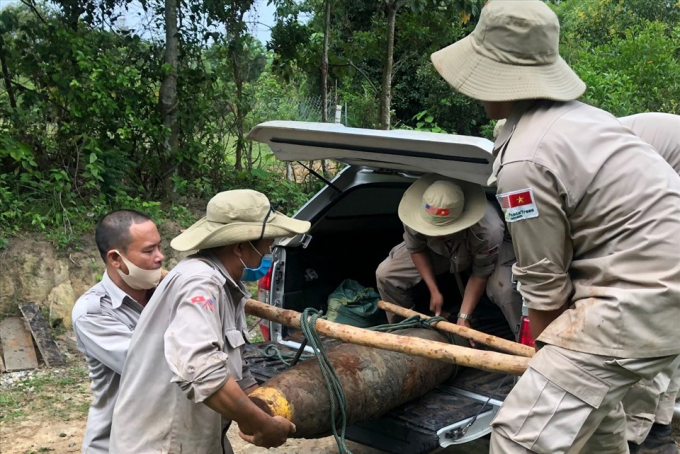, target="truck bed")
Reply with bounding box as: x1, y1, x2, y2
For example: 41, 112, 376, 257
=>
245, 309, 515, 454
